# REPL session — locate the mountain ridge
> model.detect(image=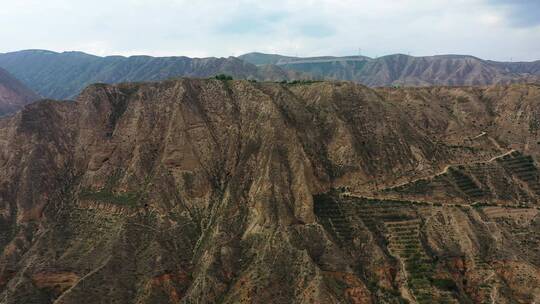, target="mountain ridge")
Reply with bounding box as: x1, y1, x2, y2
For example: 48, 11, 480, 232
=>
241, 52, 540, 86
0, 50, 307, 99
1, 50, 539, 100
